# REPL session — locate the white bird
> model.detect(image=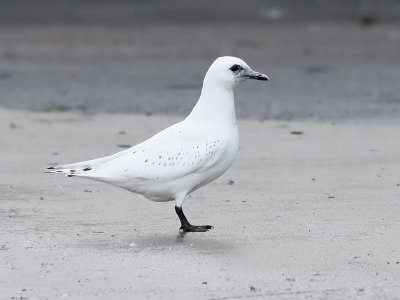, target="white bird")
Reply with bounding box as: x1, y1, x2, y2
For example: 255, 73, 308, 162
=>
48, 56, 269, 232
